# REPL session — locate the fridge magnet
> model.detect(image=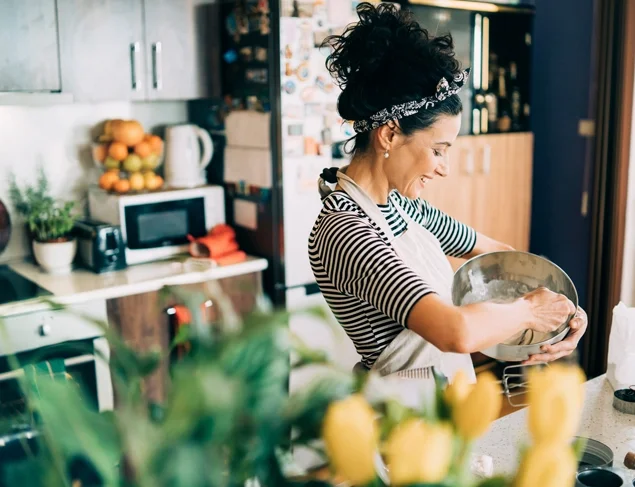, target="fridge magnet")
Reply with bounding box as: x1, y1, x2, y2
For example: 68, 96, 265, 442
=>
300, 86, 317, 103
223, 50, 238, 64
296, 63, 310, 81
283, 80, 297, 94
304, 103, 323, 117
255, 47, 268, 62
226, 12, 238, 36
315, 75, 334, 93
282, 104, 304, 119
284, 44, 293, 59
288, 123, 304, 136
285, 63, 294, 77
